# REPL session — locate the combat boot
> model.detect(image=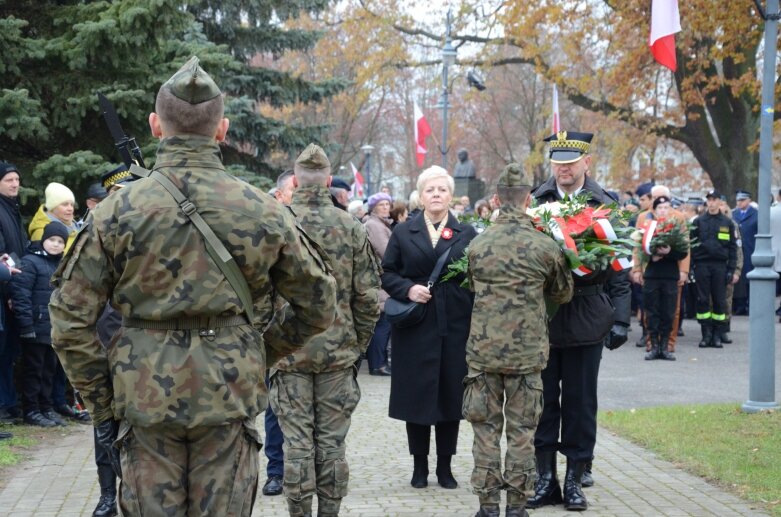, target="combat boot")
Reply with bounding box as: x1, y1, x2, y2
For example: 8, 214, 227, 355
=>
526, 450, 562, 509
474, 505, 500, 517
719, 319, 733, 344
659, 337, 676, 361
710, 322, 724, 348
410, 454, 428, 488
697, 322, 713, 348
644, 334, 661, 360
92, 464, 117, 516
580, 460, 593, 487
505, 506, 529, 517
562, 458, 588, 511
